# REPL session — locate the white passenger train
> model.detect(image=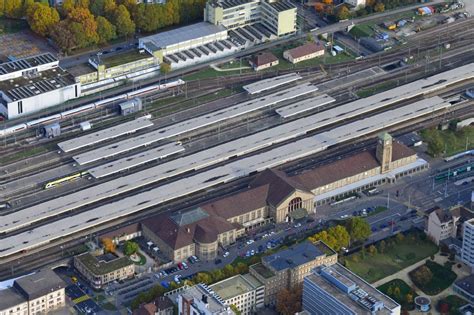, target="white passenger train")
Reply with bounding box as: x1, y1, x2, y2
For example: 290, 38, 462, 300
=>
0, 79, 185, 137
